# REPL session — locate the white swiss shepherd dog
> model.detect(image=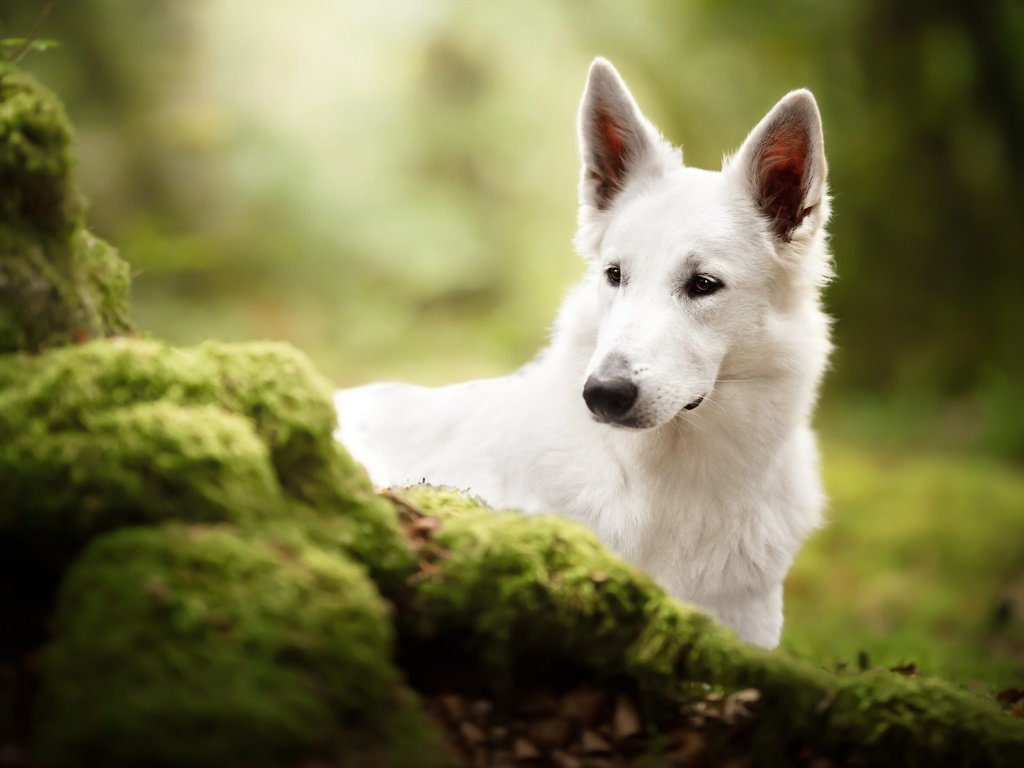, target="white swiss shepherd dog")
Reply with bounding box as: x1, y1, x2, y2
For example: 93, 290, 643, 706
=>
335, 58, 832, 649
